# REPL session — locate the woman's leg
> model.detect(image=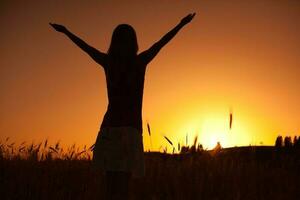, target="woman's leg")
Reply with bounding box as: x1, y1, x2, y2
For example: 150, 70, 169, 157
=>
105, 171, 131, 200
